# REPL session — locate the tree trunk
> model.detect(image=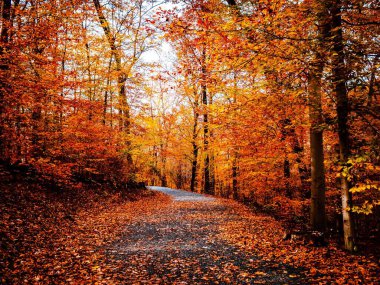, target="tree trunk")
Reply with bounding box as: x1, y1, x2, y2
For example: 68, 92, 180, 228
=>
160, 142, 167, 187
202, 82, 211, 194
103, 55, 113, 125
85, 42, 93, 120
330, 0, 355, 252
201, 47, 211, 194
308, 1, 333, 234
309, 60, 326, 233
232, 73, 239, 200
190, 104, 199, 192
293, 133, 309, 192
232, 154, 238, 200
209, 93, 215, 194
